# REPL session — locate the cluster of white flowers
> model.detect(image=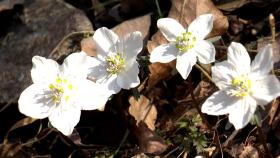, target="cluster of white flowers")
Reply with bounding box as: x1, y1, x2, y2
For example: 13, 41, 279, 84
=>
19, 28, 142, 135
18, 14, 280, 136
